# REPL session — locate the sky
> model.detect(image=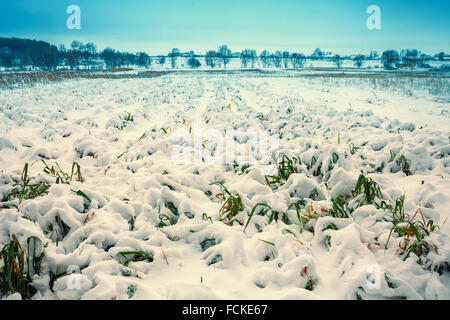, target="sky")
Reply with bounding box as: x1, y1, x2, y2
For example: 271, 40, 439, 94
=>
0, 0, 449, 55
